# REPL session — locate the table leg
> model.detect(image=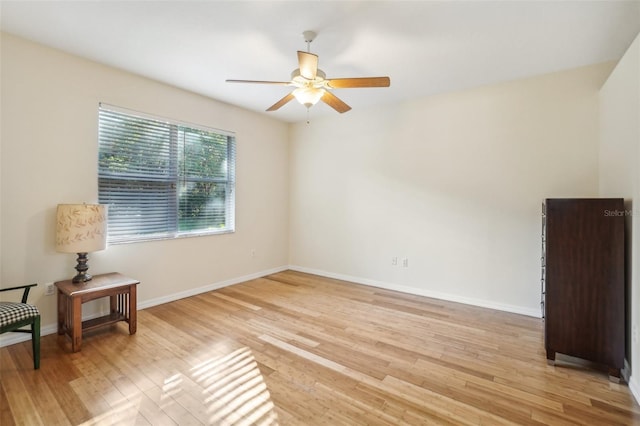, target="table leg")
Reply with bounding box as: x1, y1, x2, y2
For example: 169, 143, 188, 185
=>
129, 285, 137, 335
71, 296, 82, 352
110, 294, 117, 316
57, 290, 66, 335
